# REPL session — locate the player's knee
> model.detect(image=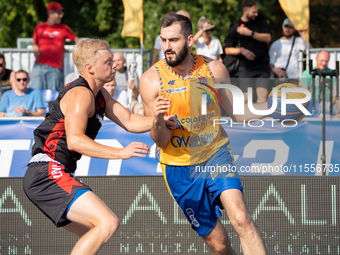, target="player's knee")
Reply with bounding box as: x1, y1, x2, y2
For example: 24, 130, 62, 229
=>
209, 242, 234, 255
101, 216, 120, 241
231, 210, 253, 232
